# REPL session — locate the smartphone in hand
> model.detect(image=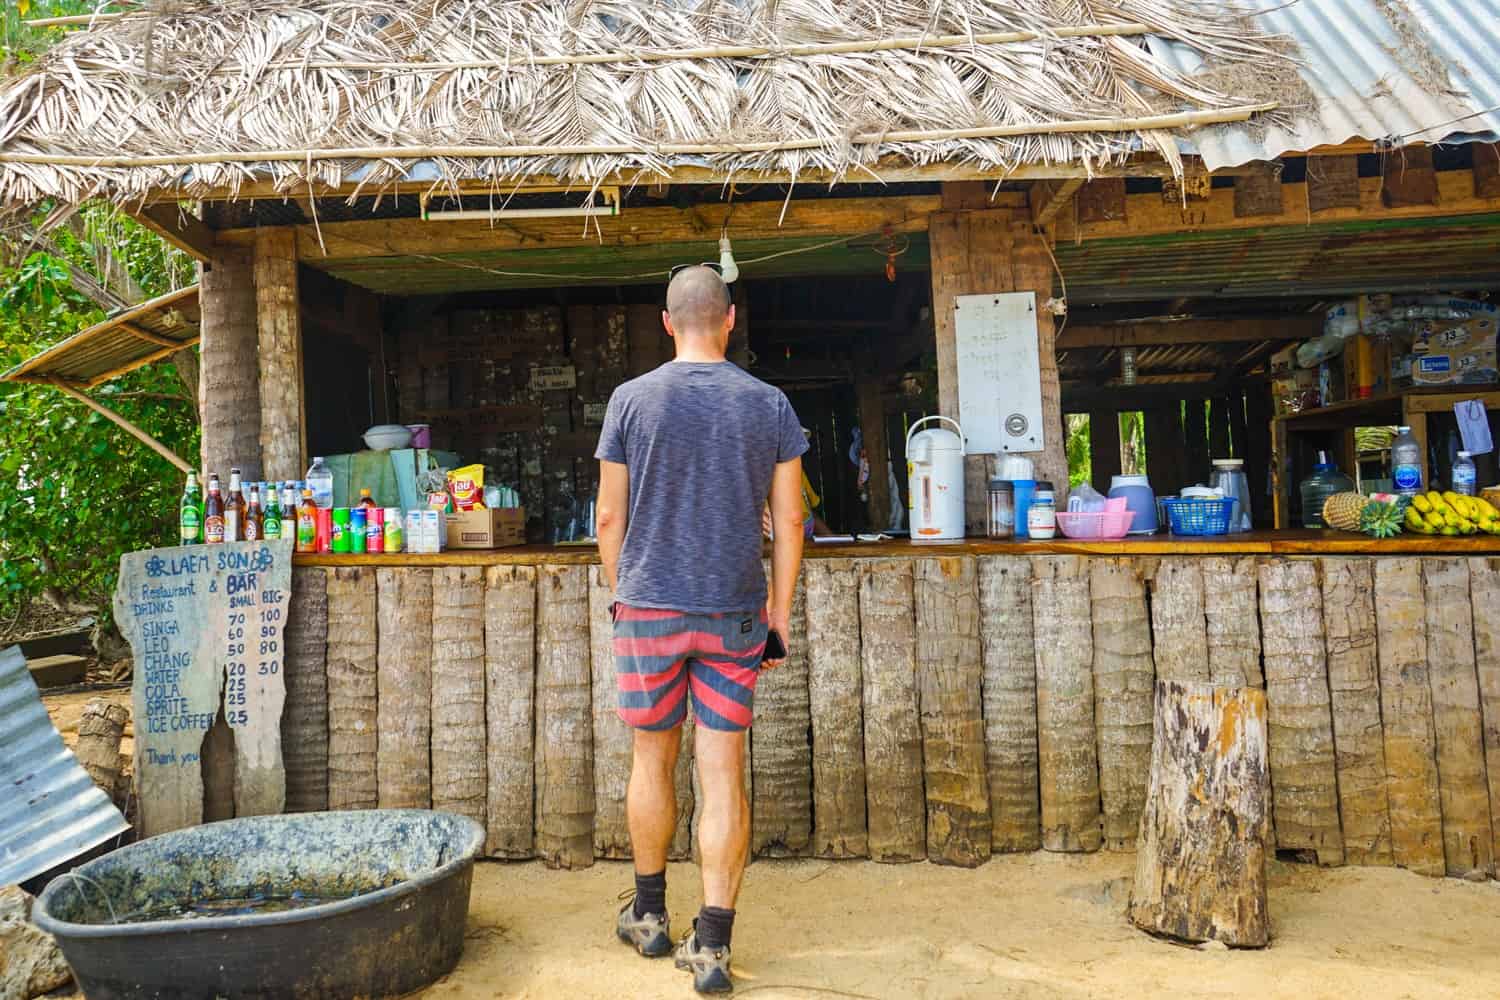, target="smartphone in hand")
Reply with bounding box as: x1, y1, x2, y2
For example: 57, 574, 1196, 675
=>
761, 629, 787, 663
